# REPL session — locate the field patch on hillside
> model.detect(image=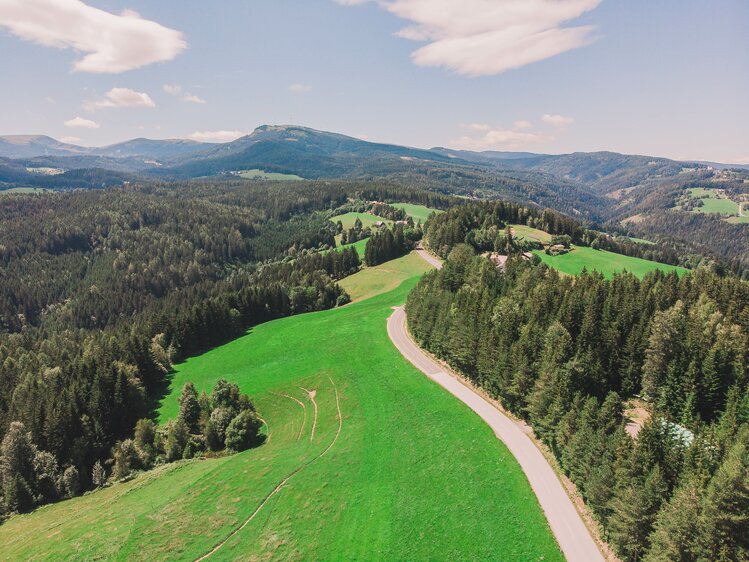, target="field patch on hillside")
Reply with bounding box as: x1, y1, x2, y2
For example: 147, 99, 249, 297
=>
533, 245, 687, 279
511, 224, 553, 244
391, 202, 442, 223
233, 169, 305, 181
683, 187, 740, 215
330, 212, 392, 230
